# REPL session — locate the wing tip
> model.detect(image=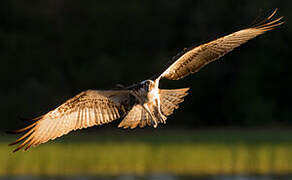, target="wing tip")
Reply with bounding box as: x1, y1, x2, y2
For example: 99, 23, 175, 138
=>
17, 115, 42, 122
12, 146, 24, 153
252, 8, 285, 31
8, 117, 41, 152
